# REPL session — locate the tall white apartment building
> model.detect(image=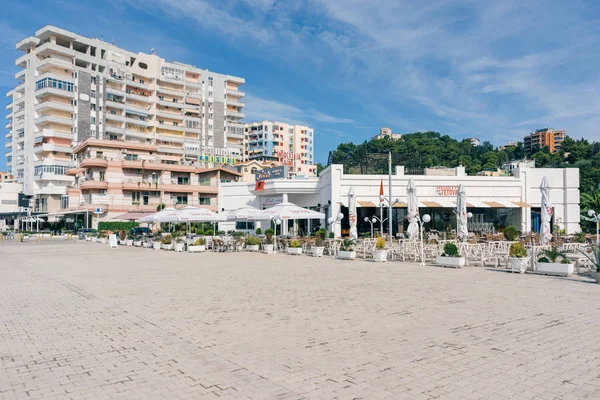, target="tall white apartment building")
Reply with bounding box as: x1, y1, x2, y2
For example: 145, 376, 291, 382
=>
244, 121, 316, 176
5, 25, 245, 213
